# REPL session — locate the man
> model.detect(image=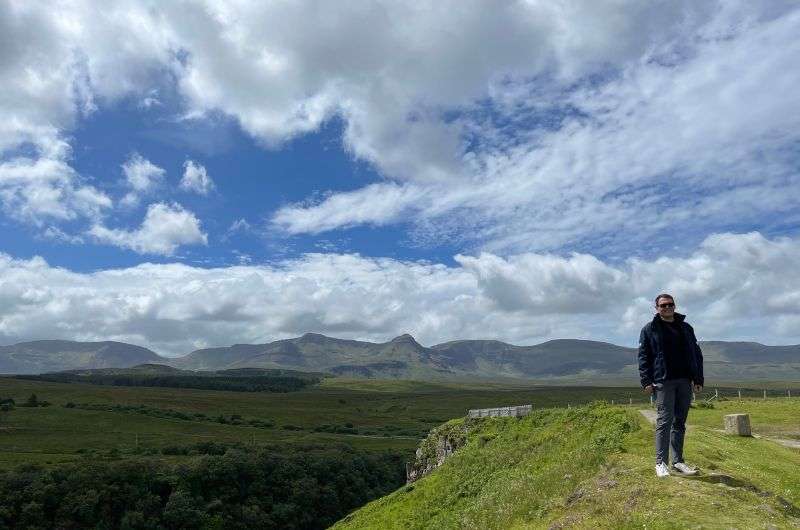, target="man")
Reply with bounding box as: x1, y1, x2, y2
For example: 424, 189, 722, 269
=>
638, 293, 704, 477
